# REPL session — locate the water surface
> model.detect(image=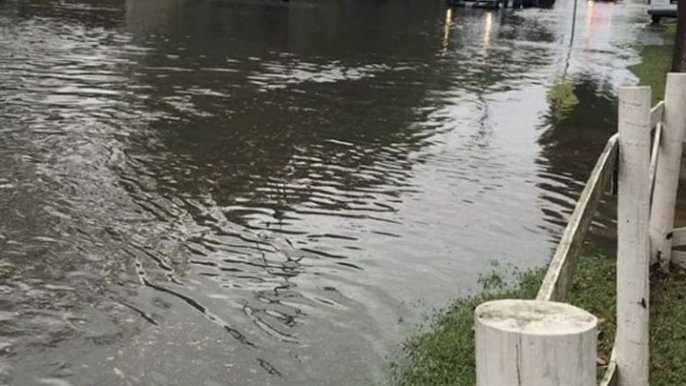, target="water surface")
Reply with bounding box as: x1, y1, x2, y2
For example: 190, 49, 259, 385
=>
0, 0, 651, 385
